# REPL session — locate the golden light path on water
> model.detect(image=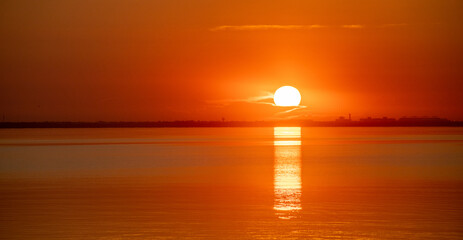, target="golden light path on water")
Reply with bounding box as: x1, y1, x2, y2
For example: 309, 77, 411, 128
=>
273, 127, 302, 219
